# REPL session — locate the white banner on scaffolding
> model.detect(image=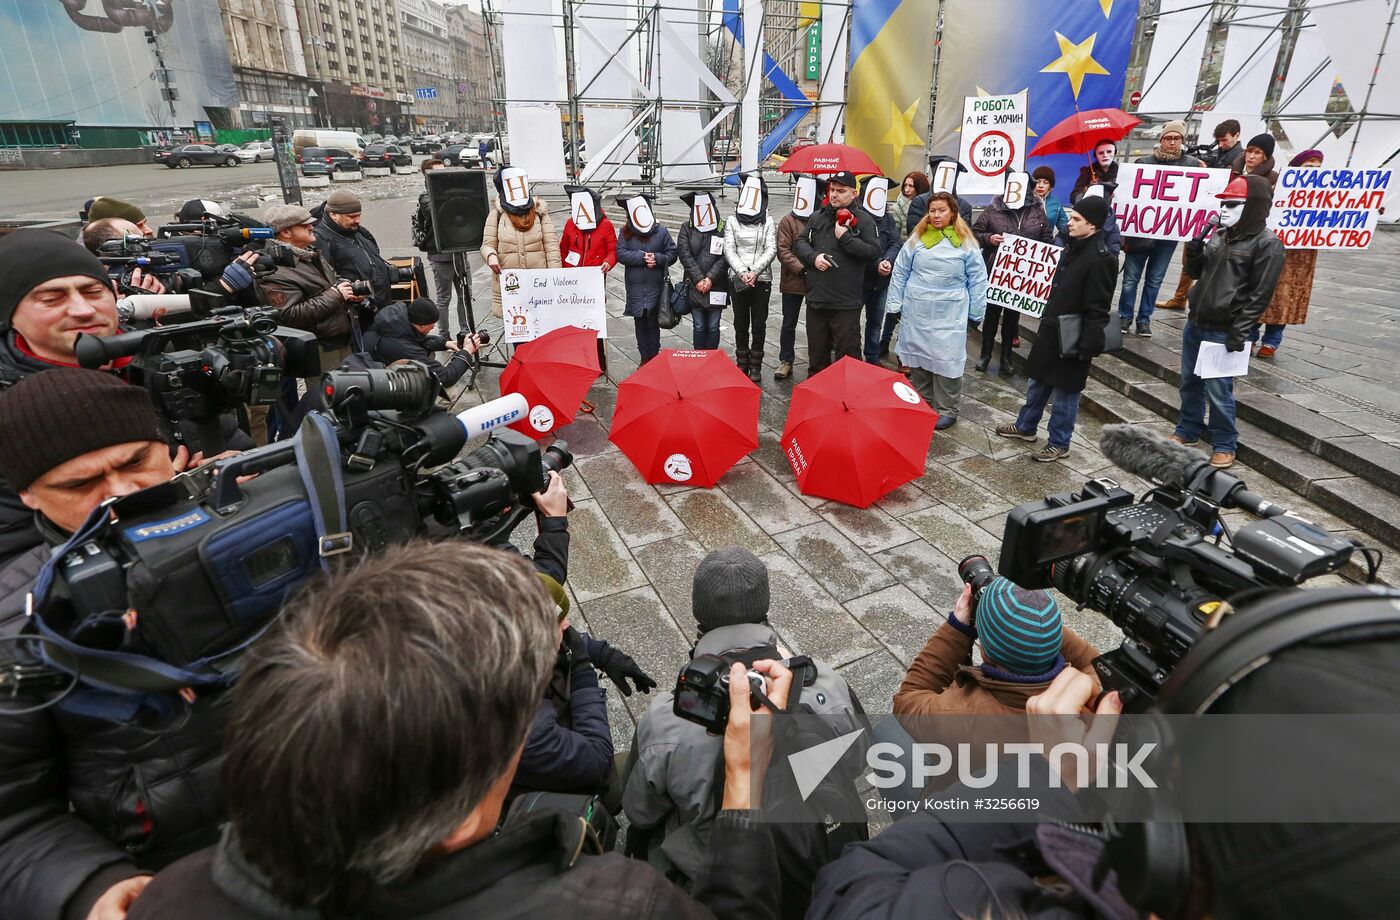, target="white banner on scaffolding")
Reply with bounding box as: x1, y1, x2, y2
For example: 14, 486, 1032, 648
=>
1136, 0, 1210, 114
654, 0, 725, 182
575, 2, 642, 180
500, 0, 567, 181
